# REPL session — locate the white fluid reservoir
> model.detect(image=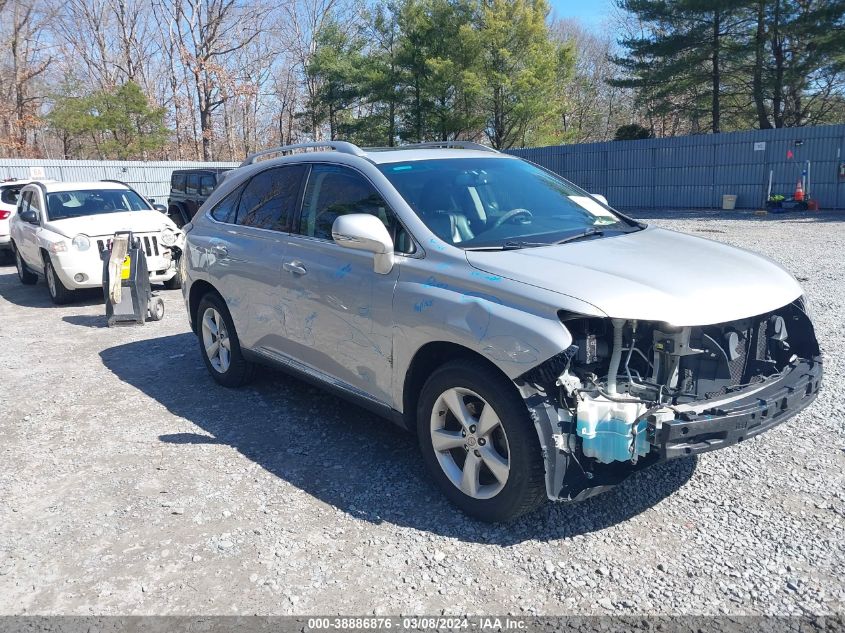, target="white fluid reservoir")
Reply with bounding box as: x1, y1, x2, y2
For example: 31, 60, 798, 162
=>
576, 394, 650, 463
